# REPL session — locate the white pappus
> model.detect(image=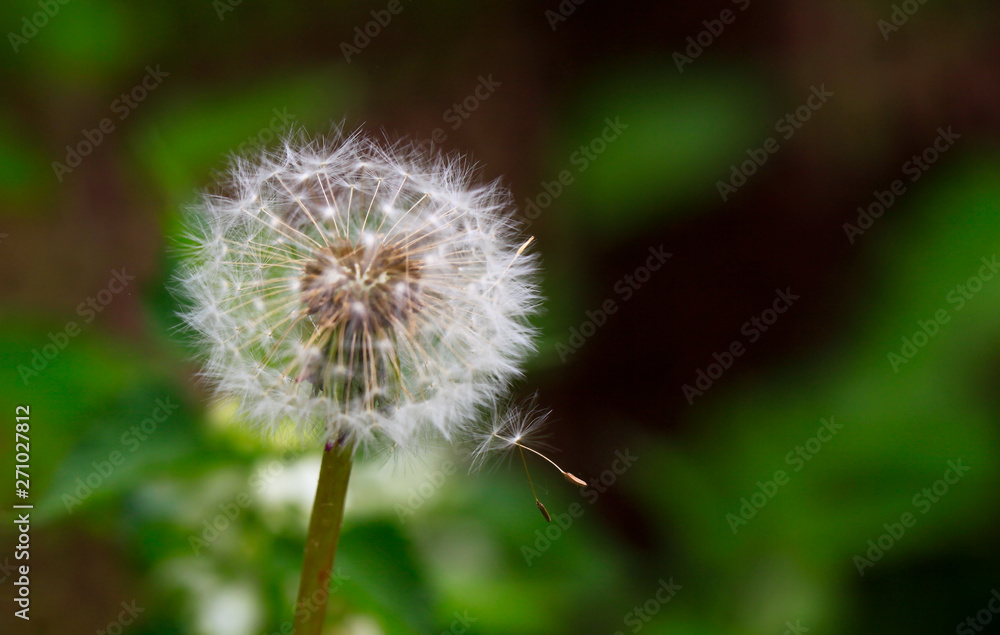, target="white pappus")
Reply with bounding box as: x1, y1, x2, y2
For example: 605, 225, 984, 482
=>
175, 129, 541, 456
